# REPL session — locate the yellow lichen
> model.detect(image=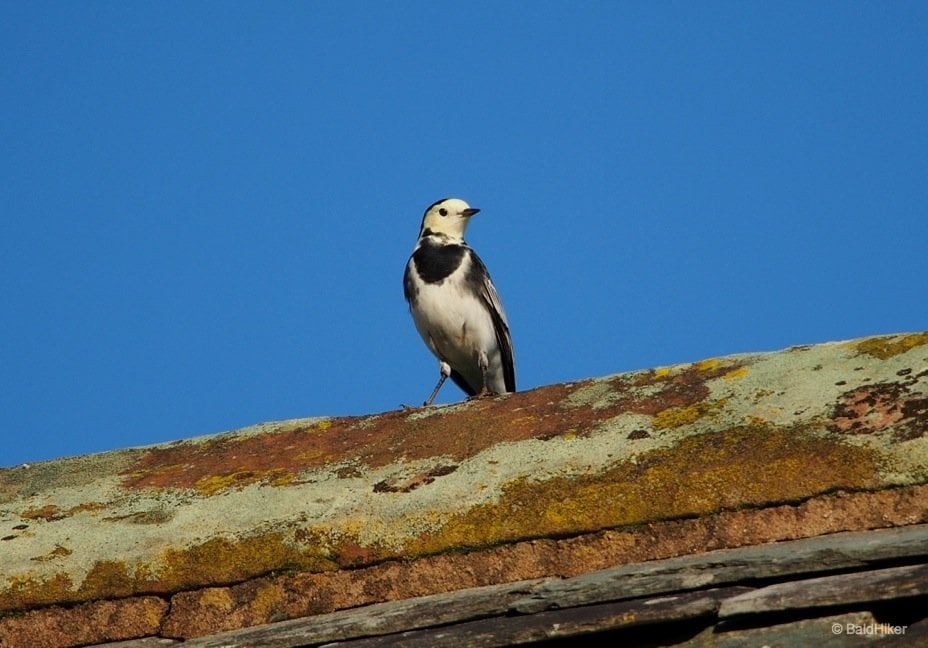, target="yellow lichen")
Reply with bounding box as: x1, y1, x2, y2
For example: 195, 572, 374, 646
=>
404, 425, 881, 556
194, 472, 257, 495
722, 366, 749, 380
653, 400, 727, 430
77, 560, 141, 598
159, 532, 336, 589
269, 470, 298, 487
0, 530, 338, 612
695, 358, 721, 372
856, 332, 928, 359
192, 468, 300, 495
0, 573, 74, 612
